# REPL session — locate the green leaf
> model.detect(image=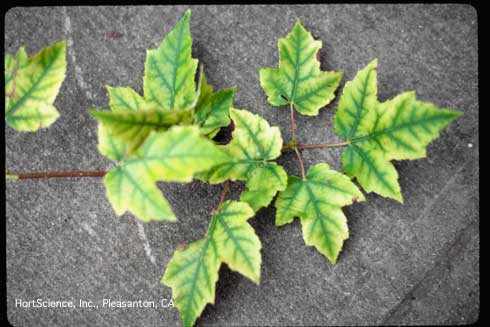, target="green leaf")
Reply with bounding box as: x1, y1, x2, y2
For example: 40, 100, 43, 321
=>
143, 9, 198, 110
199, 108, 287, 211
334, 59, 462, 202
259, 20, 343, 116
194, 71, 235, 138
275, 163, 364, 264
163, 201, 261, 327
5, 40, 67, 131
104, 126, 230, 222
89, 108, 192, 154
